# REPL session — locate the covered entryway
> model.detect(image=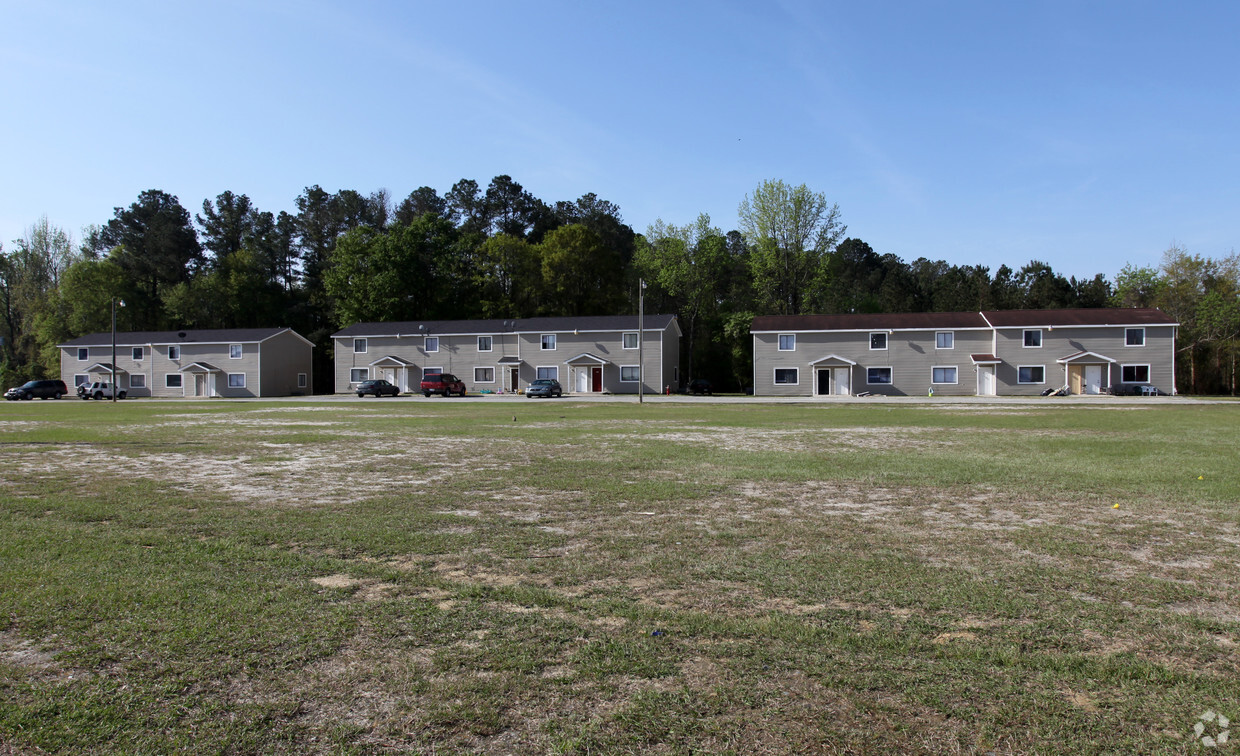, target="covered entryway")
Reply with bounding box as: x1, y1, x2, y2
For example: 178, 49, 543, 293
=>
808, 355, 856, 396
369, 355, 416, 392
971, 354, 1001, 396
1057, 351, 1116, 395
84, 362, 129, 389
180, 362, 222, 397
566, 353, 609, 394
497, 356, 522, 394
